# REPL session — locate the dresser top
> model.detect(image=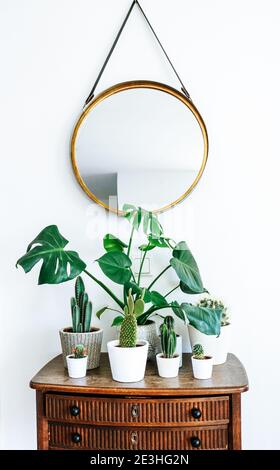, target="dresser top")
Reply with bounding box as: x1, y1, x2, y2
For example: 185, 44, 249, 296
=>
30, 353, 248, 396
